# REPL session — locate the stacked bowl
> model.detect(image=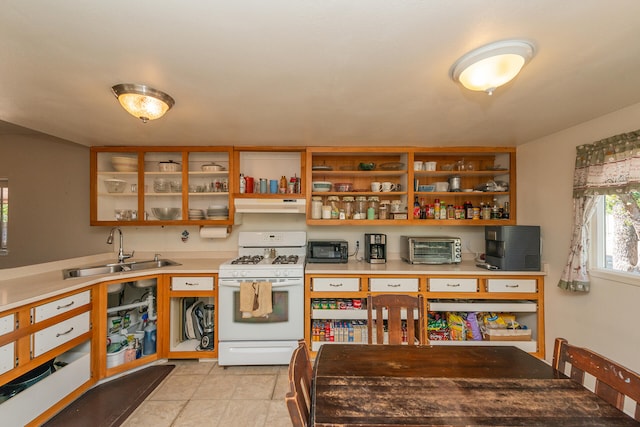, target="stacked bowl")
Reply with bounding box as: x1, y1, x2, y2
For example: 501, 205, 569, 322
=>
189, 209, 205, 220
